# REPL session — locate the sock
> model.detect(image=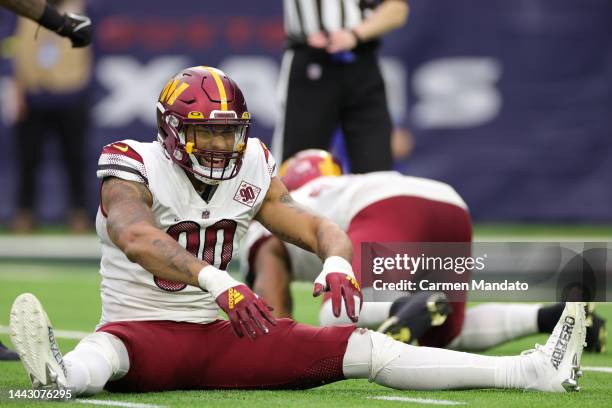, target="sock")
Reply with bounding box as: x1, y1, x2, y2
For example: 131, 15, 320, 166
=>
64, 343, 112, 395
537, 303, 565, 333
63, 332, 129, 396
448, 303, 540, 351
343, 329, 535, 390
